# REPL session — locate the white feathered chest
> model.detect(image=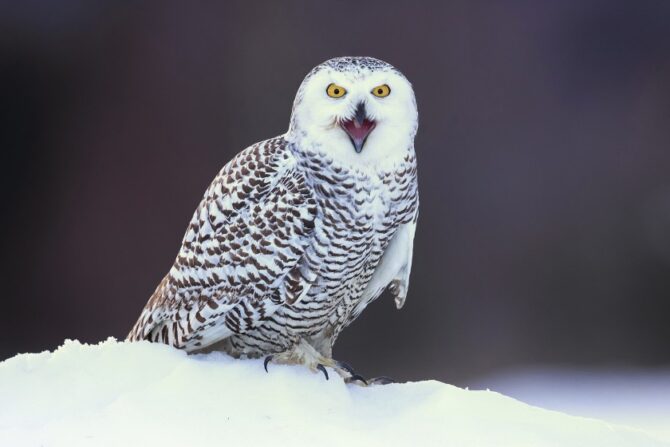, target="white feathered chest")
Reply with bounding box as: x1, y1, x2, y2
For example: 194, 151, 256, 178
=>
225, 143, 419, 356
